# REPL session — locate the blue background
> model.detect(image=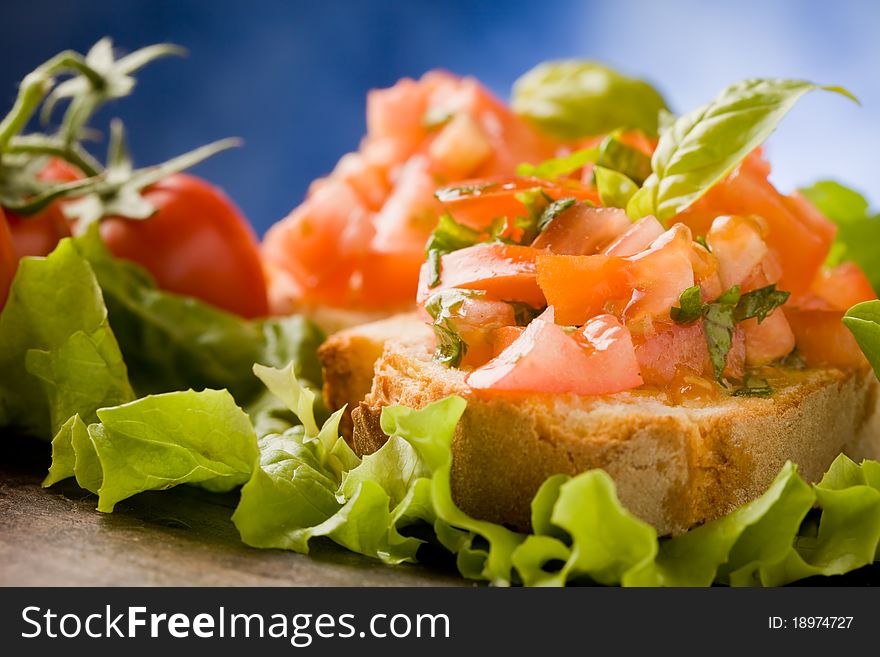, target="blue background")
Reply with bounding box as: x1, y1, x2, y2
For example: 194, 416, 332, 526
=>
0, 0, 877, 234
